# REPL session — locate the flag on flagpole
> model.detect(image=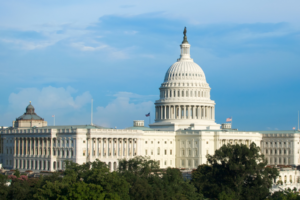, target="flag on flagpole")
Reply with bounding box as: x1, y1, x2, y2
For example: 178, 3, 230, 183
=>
52, 115, 55, 117
145, 113, 150, 117
226, 117, 232, 122
293, 127, 296, 130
